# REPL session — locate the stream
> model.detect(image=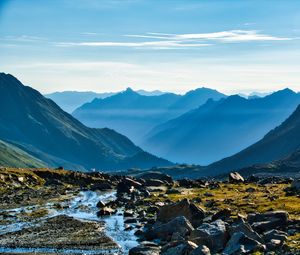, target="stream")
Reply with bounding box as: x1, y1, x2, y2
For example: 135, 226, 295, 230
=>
0, 190, 139, 254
